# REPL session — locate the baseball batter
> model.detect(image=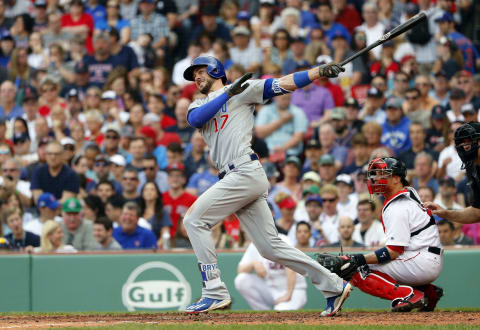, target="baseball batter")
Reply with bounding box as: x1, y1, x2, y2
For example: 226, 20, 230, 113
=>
321, 157, 444, 312
234, 234, 307, 310
182, 56, 351, 315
